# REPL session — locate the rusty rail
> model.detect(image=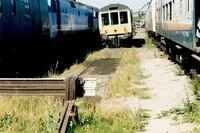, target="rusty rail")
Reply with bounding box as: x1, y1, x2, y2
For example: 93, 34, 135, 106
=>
0, 77, 83, 101
0, 78, 66, 96
56, 101, 78, 133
